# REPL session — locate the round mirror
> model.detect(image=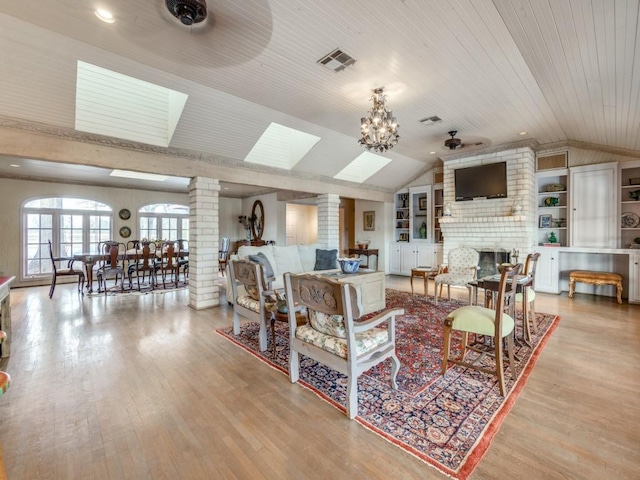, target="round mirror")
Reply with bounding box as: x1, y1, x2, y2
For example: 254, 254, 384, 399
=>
251, 200, 264, 240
